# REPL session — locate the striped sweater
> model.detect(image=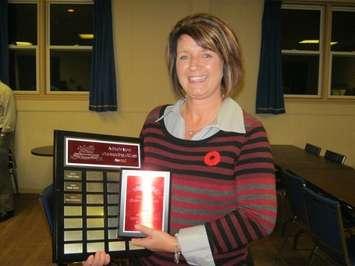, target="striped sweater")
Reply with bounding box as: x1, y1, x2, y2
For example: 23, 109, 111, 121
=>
139, 105, 277, 266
